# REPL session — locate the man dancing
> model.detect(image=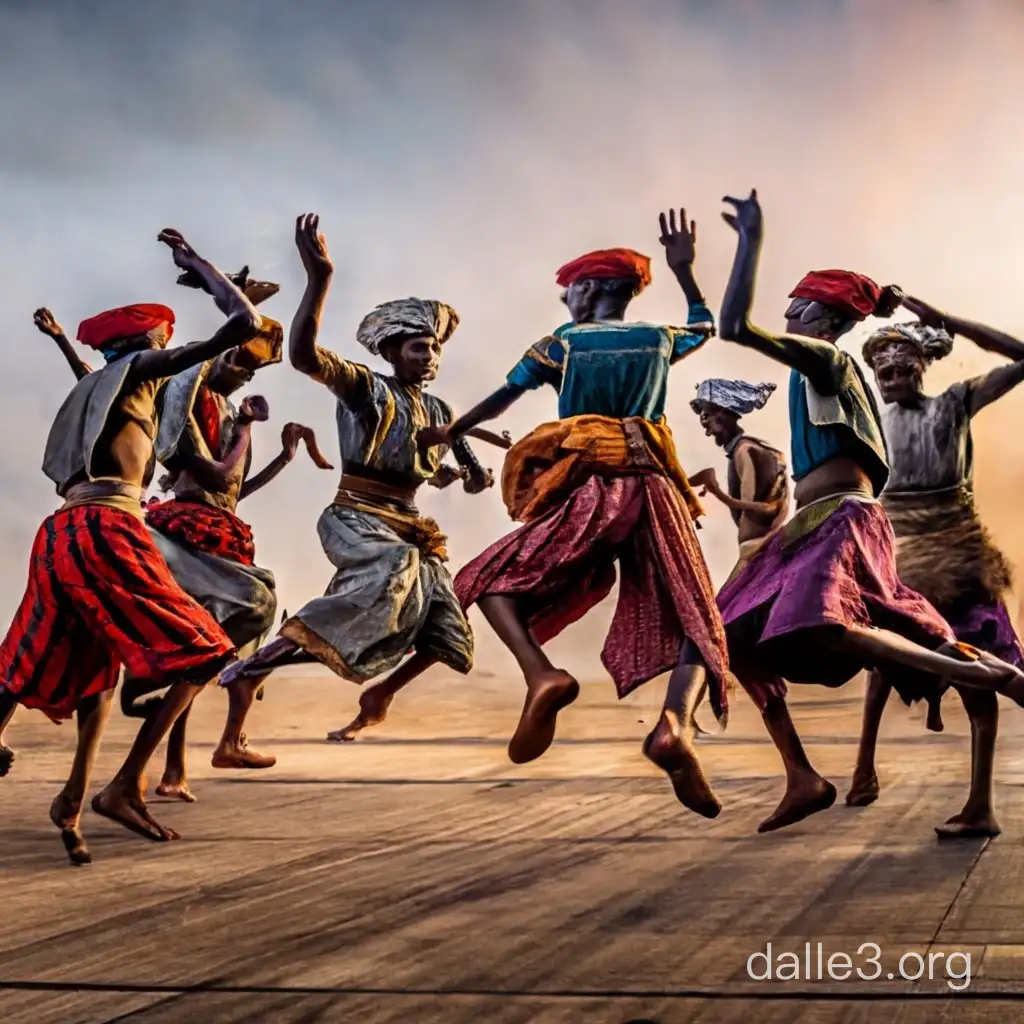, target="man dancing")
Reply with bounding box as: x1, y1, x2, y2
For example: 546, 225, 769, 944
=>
847, 306, 1024, 838
671, 188, 1024, 834
420, 208, 733, 817
0, 229, 262, 862
32, 291, 331, 795
688, 378, 789, 577
216, 214, 496, 759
